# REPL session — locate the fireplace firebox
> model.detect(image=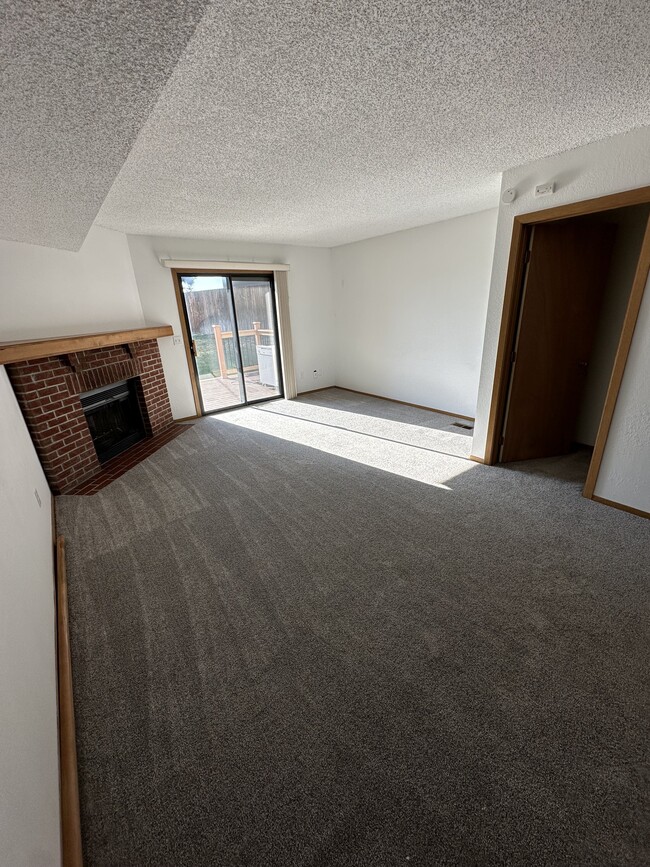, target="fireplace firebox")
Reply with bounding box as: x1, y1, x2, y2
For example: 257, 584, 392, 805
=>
80, 379, 146, 463
5, 334, 174, 493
